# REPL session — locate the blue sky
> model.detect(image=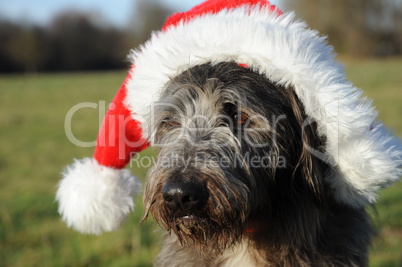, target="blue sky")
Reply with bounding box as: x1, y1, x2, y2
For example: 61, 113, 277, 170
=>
0, 0, 283, 27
